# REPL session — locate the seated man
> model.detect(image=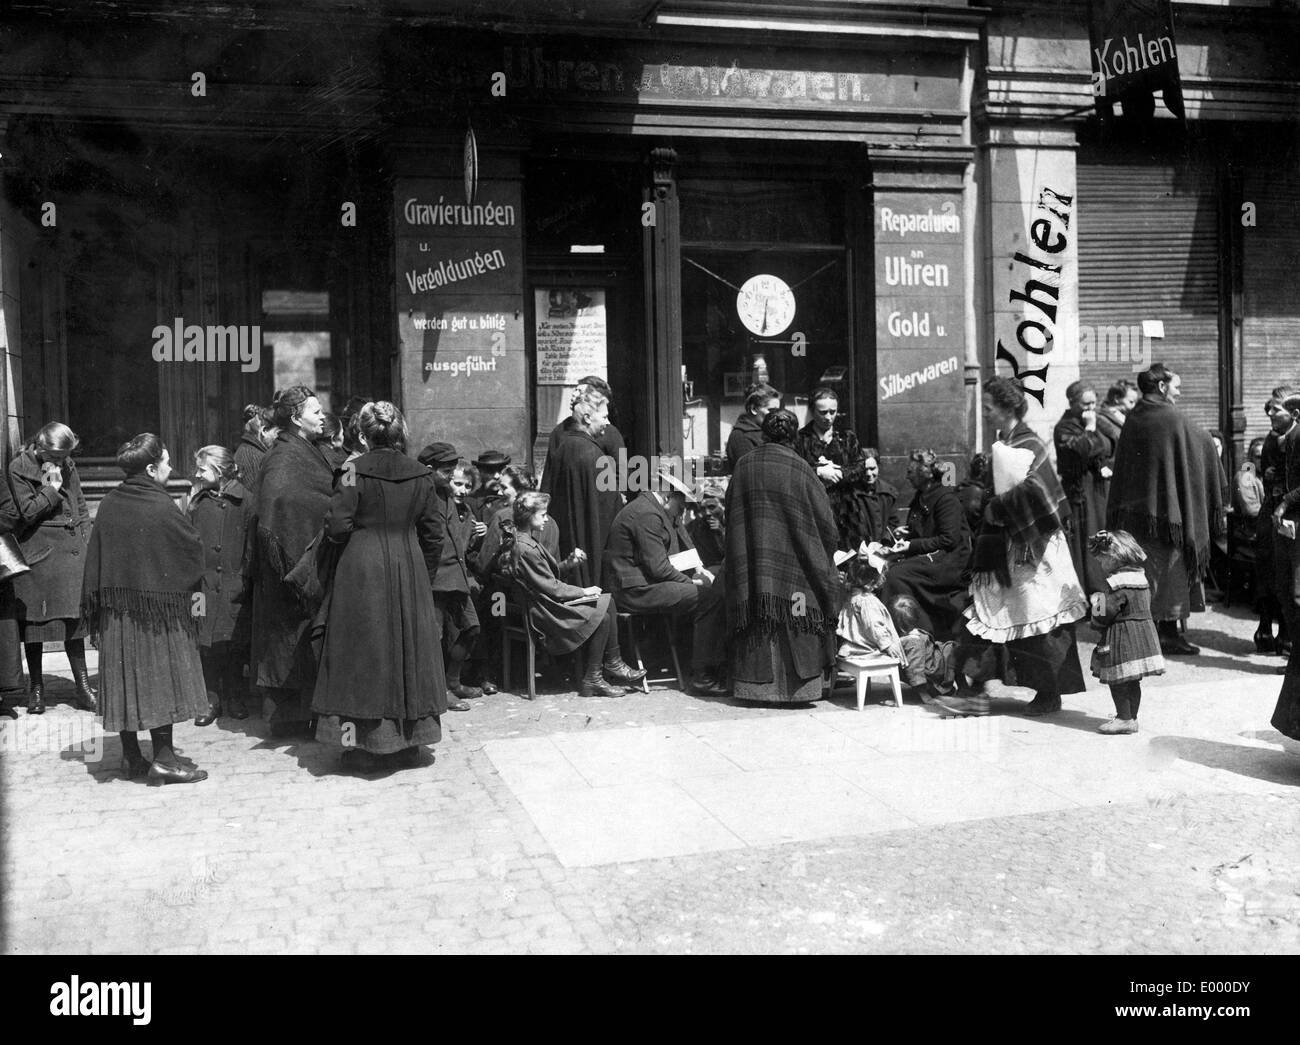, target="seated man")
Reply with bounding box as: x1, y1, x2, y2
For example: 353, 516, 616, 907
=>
602, 470, 728, 696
